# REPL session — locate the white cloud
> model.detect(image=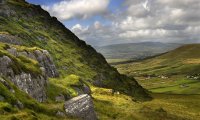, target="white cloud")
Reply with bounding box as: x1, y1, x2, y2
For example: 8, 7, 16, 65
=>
94, 21, 102, 29
119, 29, 168, 39
142, 0, 150, 11
72, 24, 88, 32
42, 0, 110, 20
66, 0, 200, 46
